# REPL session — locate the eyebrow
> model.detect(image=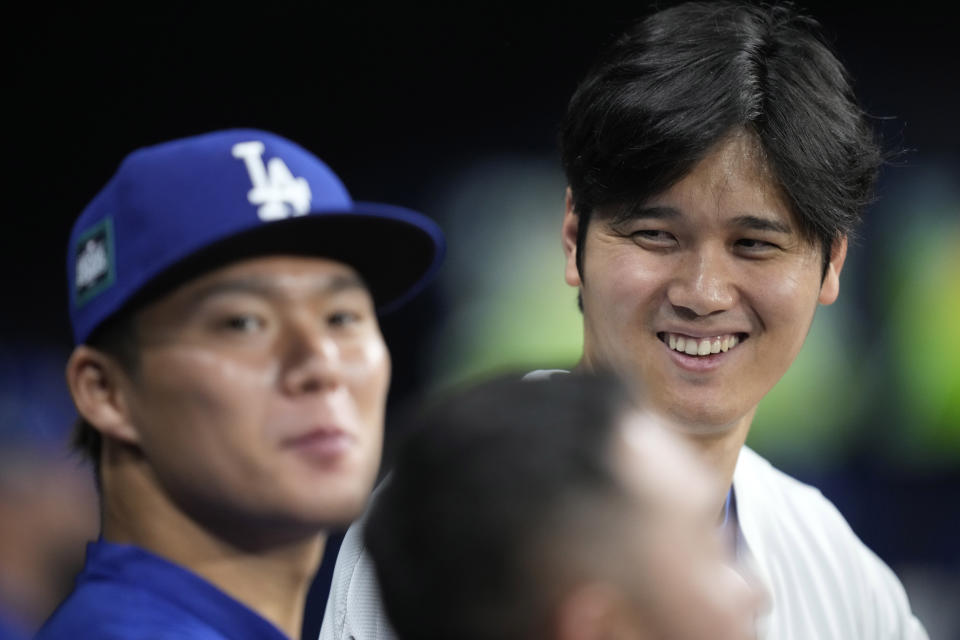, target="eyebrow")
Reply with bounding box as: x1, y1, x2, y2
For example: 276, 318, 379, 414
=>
609, 205, 679, 225
729, 215, 793, 235
610, 206, 793, 234
187, 273, 368, 305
